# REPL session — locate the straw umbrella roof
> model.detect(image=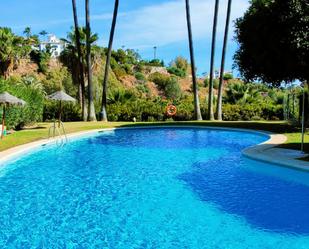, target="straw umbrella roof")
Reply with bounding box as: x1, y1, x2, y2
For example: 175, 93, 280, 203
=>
47, 91, 76, 102
0, 92, 26, 106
